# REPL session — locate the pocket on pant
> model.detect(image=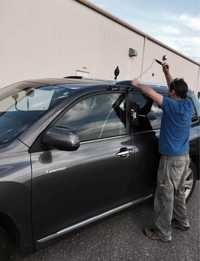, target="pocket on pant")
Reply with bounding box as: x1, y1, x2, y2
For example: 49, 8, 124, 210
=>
157, 159, 167, 185
170, 160, 186, 190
